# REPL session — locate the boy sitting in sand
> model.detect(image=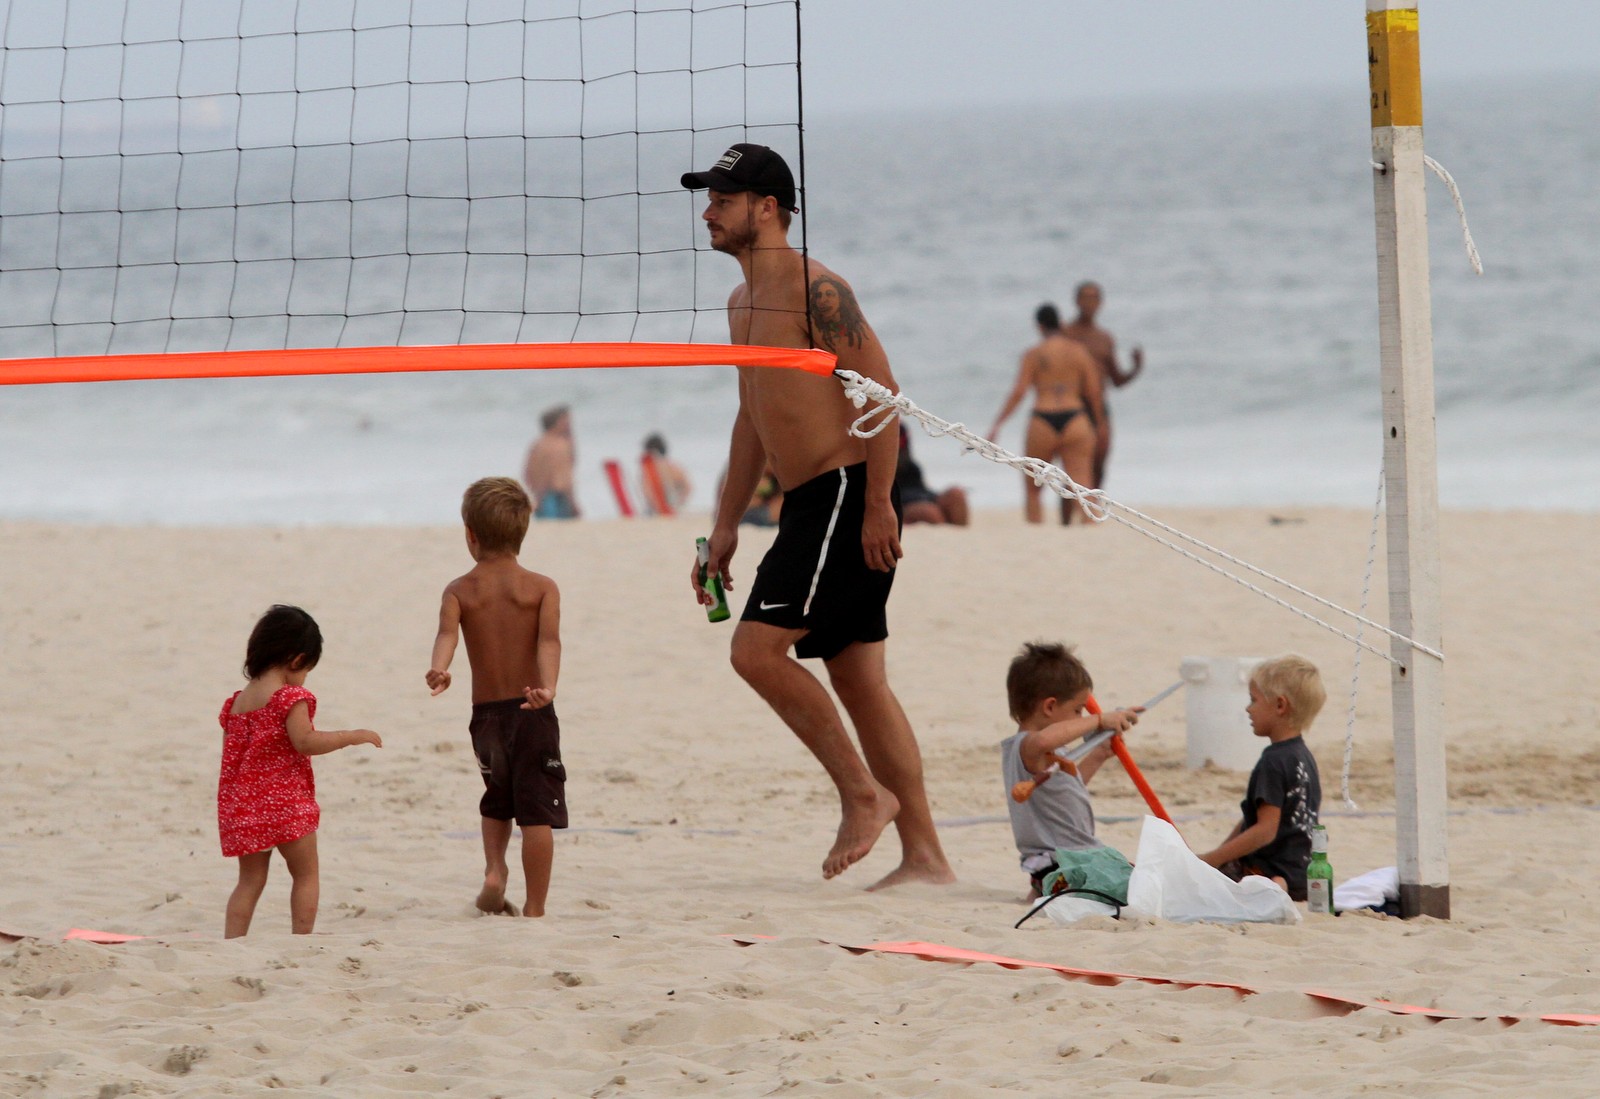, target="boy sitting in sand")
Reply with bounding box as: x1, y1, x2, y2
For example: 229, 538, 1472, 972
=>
1001, 642, 1140, 898
1198, 654, 1324, 900
427, 477, 566, 918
